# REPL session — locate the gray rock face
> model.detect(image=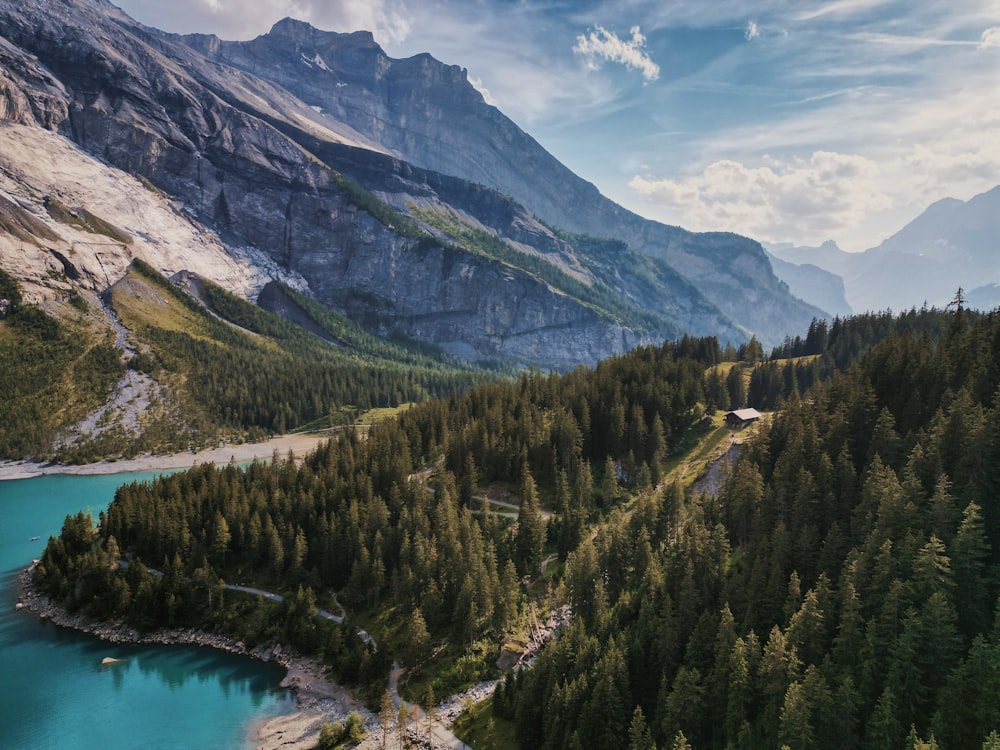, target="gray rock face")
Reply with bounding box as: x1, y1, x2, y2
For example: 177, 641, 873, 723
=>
0, 33, 68, 128
197, 16, 823, 345
0, 0, 819, 370
313, 142, 745, 345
